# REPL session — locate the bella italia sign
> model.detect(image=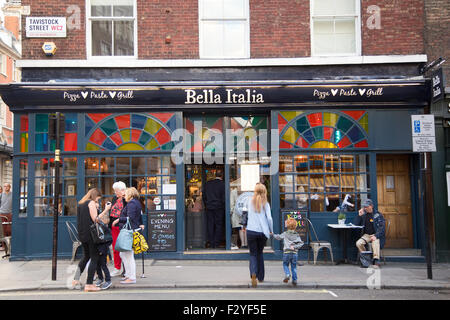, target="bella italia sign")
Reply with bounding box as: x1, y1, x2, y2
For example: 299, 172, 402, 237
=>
0, 81, 429, 111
